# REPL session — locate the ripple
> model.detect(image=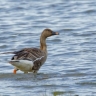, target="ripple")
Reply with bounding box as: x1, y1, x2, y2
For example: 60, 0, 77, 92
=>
77, 81, 96, 87
84, 9, 96, 14
0, 45, 8, 48
72, 31, 96, 37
